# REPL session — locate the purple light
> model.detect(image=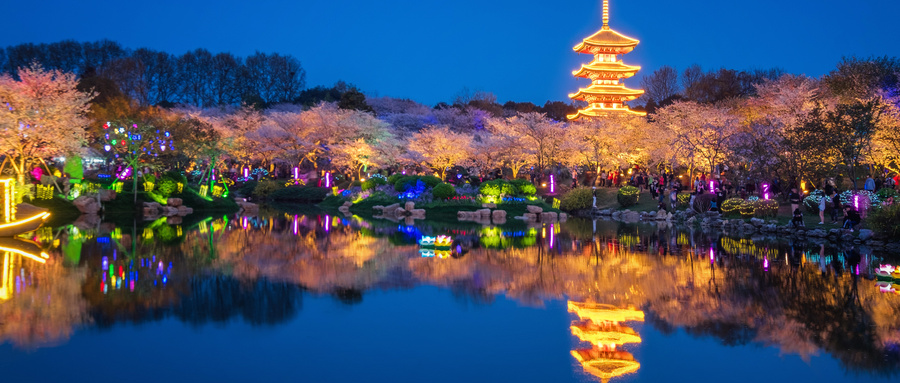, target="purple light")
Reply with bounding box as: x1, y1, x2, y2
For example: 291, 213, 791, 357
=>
709, 181, 714, 191
324, 215, 331, 232
764, 257, 769, 270
855, 195, 860, 210
549, 224, 554, 249
293, 167, 299, 180
550, 174, 555, 194
325, 172, 331, 188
